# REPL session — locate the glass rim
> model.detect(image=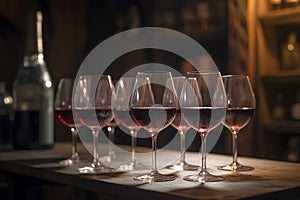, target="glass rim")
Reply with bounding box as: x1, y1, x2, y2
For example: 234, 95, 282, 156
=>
78, 74, 112, 78
186, 70, 221, 75
118, 77, 136, 80
77, 74, 113, 83
222, 74, 249, 79
172, 76, 185, 80
136, 71, 172, 75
